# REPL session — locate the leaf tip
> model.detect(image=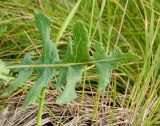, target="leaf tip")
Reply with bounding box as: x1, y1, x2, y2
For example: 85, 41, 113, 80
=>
56, 94, 77, 105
